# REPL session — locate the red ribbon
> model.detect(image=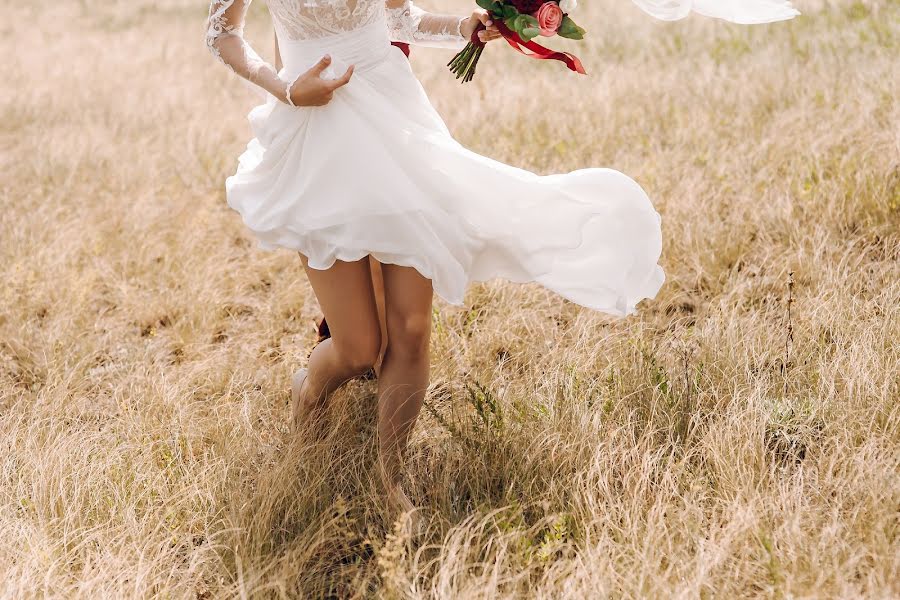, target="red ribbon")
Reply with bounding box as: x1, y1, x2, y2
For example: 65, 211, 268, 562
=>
391, 41, 411, 57
477, 21, 586, 75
